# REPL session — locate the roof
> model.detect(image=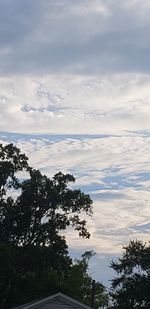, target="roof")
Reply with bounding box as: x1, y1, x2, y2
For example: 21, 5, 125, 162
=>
14, 292, 93, 309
